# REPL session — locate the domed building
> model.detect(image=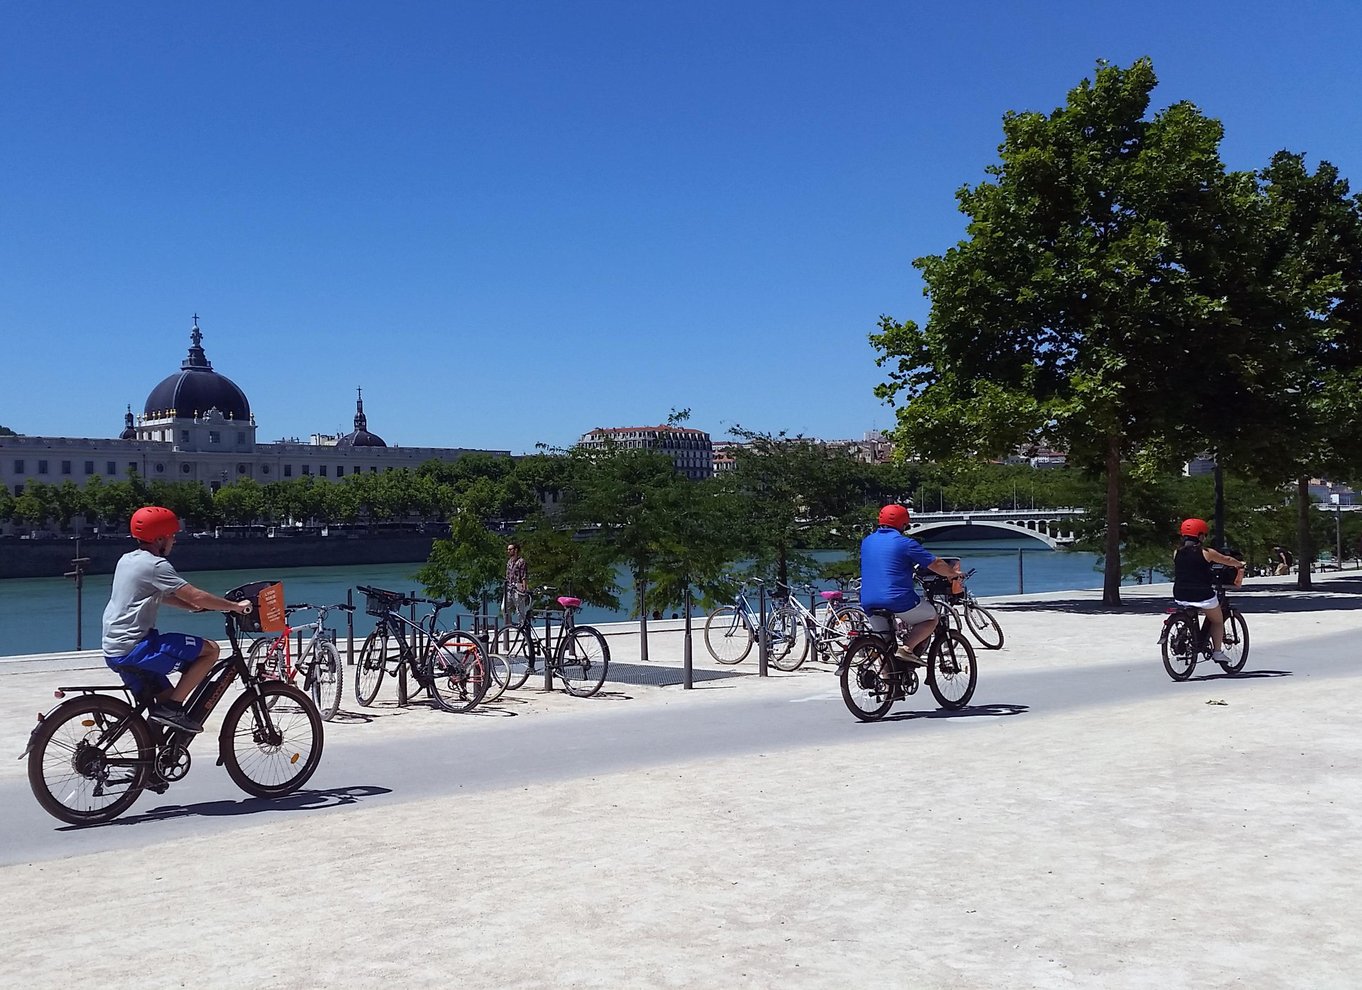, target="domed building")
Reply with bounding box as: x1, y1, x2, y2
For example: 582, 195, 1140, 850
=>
0, 316, 508, 498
